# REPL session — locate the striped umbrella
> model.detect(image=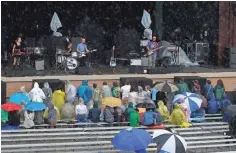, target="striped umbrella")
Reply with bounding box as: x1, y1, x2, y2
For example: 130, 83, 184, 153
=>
152, 129, 187, 153
173, 92, 202, 112
154, 81, 179, 93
